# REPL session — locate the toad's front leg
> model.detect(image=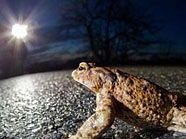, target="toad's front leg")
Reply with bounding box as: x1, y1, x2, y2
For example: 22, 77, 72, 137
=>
69, 92, 116, 139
